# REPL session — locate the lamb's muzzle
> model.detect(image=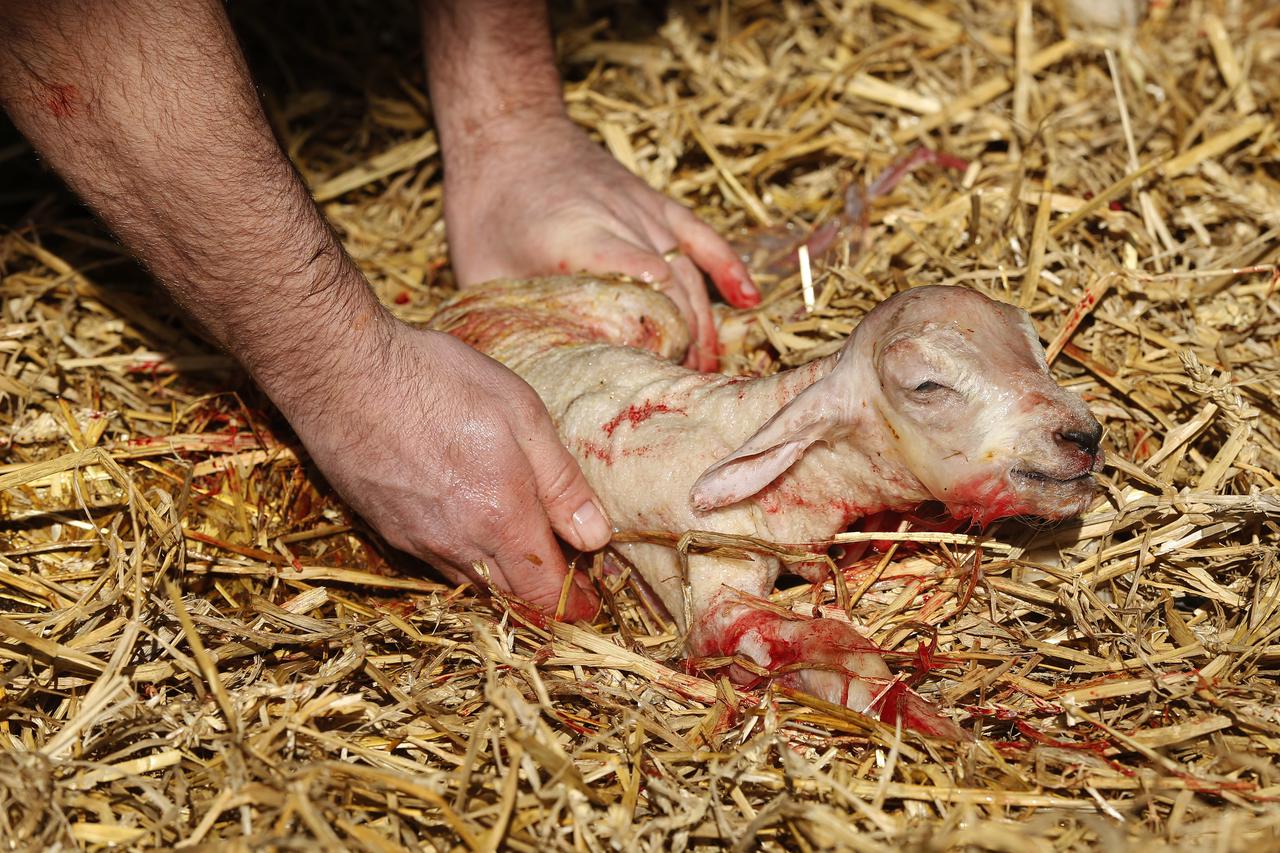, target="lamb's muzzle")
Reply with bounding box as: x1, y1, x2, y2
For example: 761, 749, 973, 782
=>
430, 277, 1103, 739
